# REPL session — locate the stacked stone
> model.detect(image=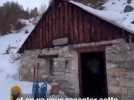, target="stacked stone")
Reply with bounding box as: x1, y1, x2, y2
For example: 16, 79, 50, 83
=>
20, 47, 79, 97
106, 40, 134, 100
